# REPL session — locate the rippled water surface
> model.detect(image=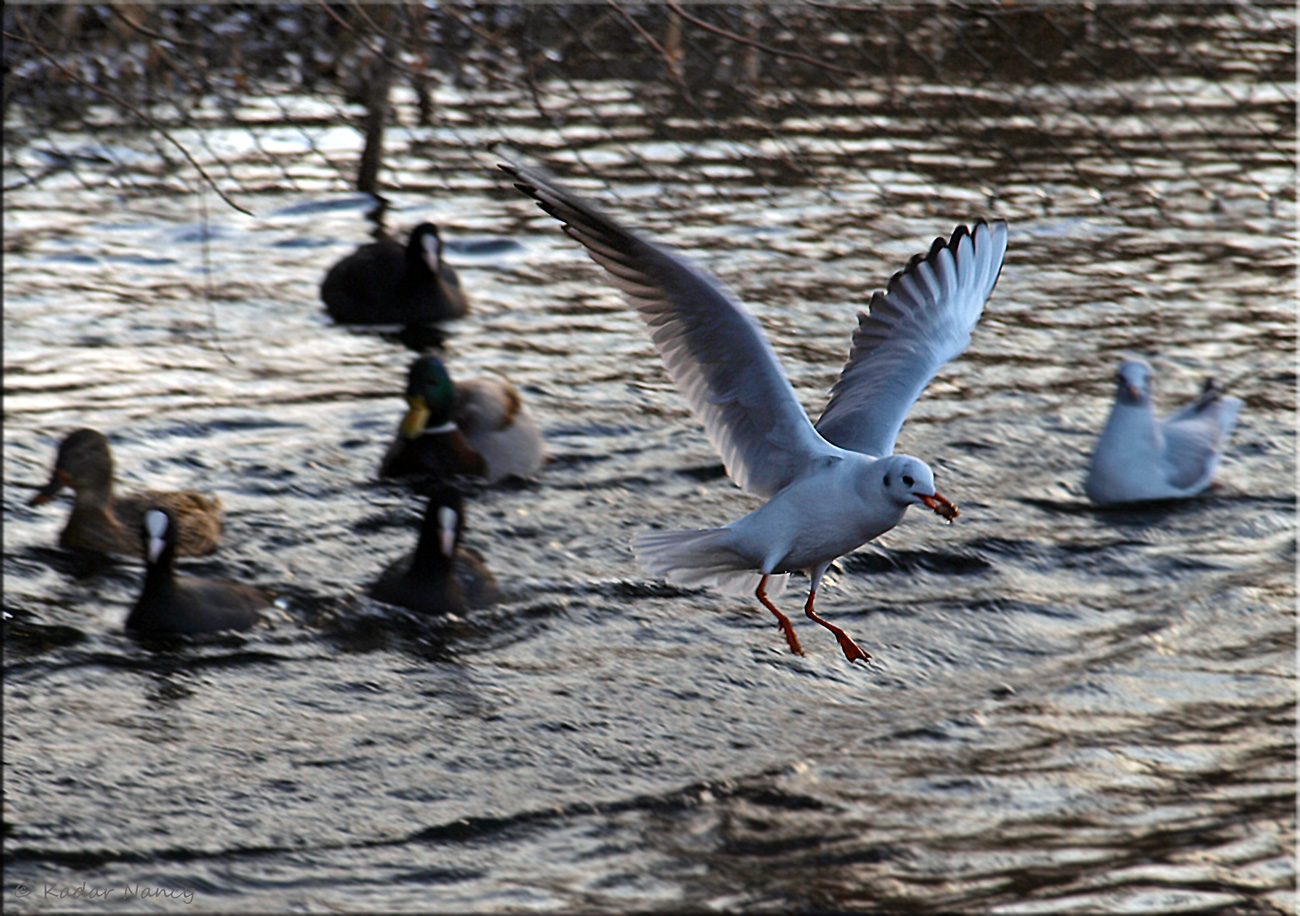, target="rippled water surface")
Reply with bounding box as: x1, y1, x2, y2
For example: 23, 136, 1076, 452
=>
5, 18, 1296, 916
